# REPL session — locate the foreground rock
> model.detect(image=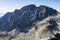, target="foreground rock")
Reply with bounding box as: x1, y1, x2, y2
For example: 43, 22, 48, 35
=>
11, 17, 60, 40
